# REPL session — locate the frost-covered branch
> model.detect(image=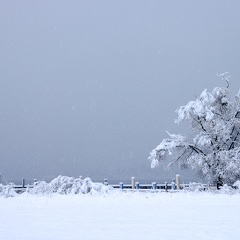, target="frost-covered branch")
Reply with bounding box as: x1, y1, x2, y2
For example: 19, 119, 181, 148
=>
217, 72, 230, 89
188, 144, 206, 156
189, 113, 207, 132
